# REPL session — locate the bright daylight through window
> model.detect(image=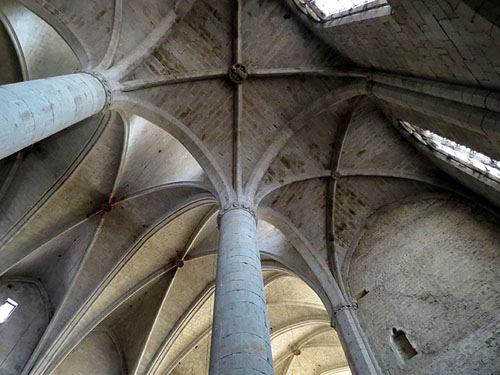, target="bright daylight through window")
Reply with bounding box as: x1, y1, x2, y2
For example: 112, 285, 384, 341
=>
0, 298, 18, 324
400, 120, 500, 183
294, 0, 376, 21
